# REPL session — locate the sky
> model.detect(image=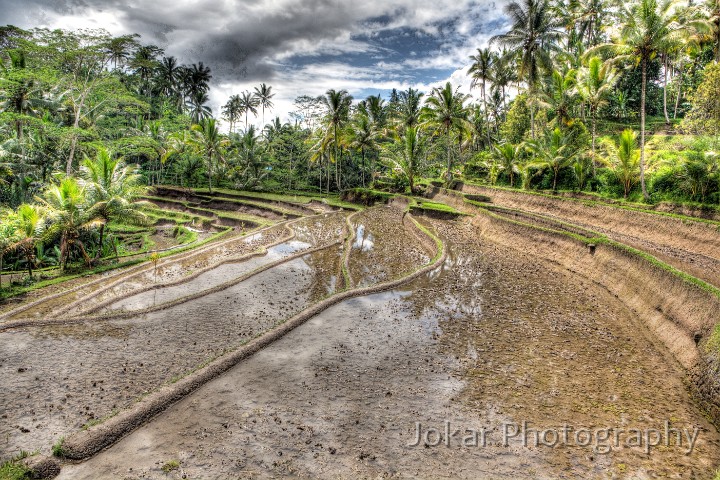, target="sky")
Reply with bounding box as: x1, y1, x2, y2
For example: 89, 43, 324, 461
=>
0, 0, 512, 129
